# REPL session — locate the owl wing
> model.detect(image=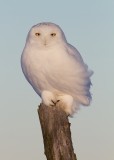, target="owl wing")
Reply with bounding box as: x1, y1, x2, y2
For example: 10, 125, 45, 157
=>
67, 43, 84, 63
67, 43, 93, 77
66, 43, 93, 105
